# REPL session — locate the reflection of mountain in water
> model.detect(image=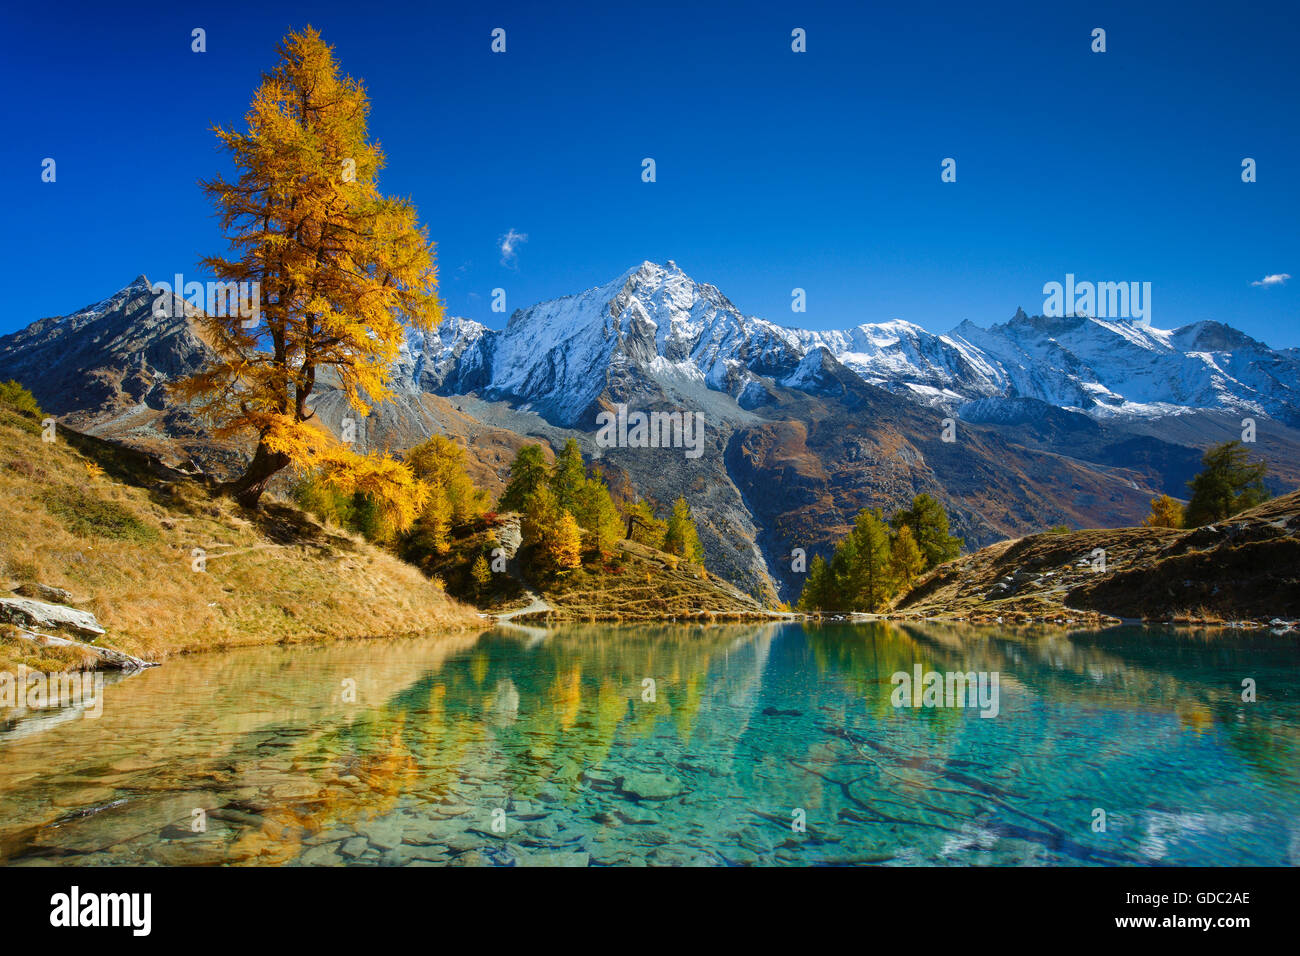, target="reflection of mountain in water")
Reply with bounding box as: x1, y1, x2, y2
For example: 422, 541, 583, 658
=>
2, 622, 1296, 866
